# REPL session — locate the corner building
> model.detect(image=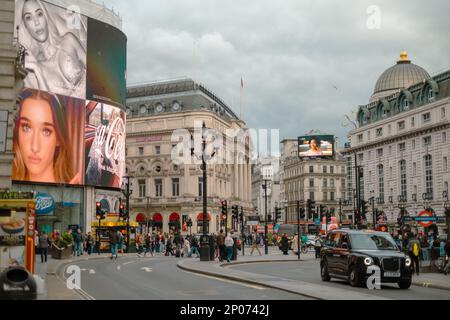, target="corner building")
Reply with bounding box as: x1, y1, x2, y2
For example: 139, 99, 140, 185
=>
343, 52, 450, 235
125, 78, 253, 236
